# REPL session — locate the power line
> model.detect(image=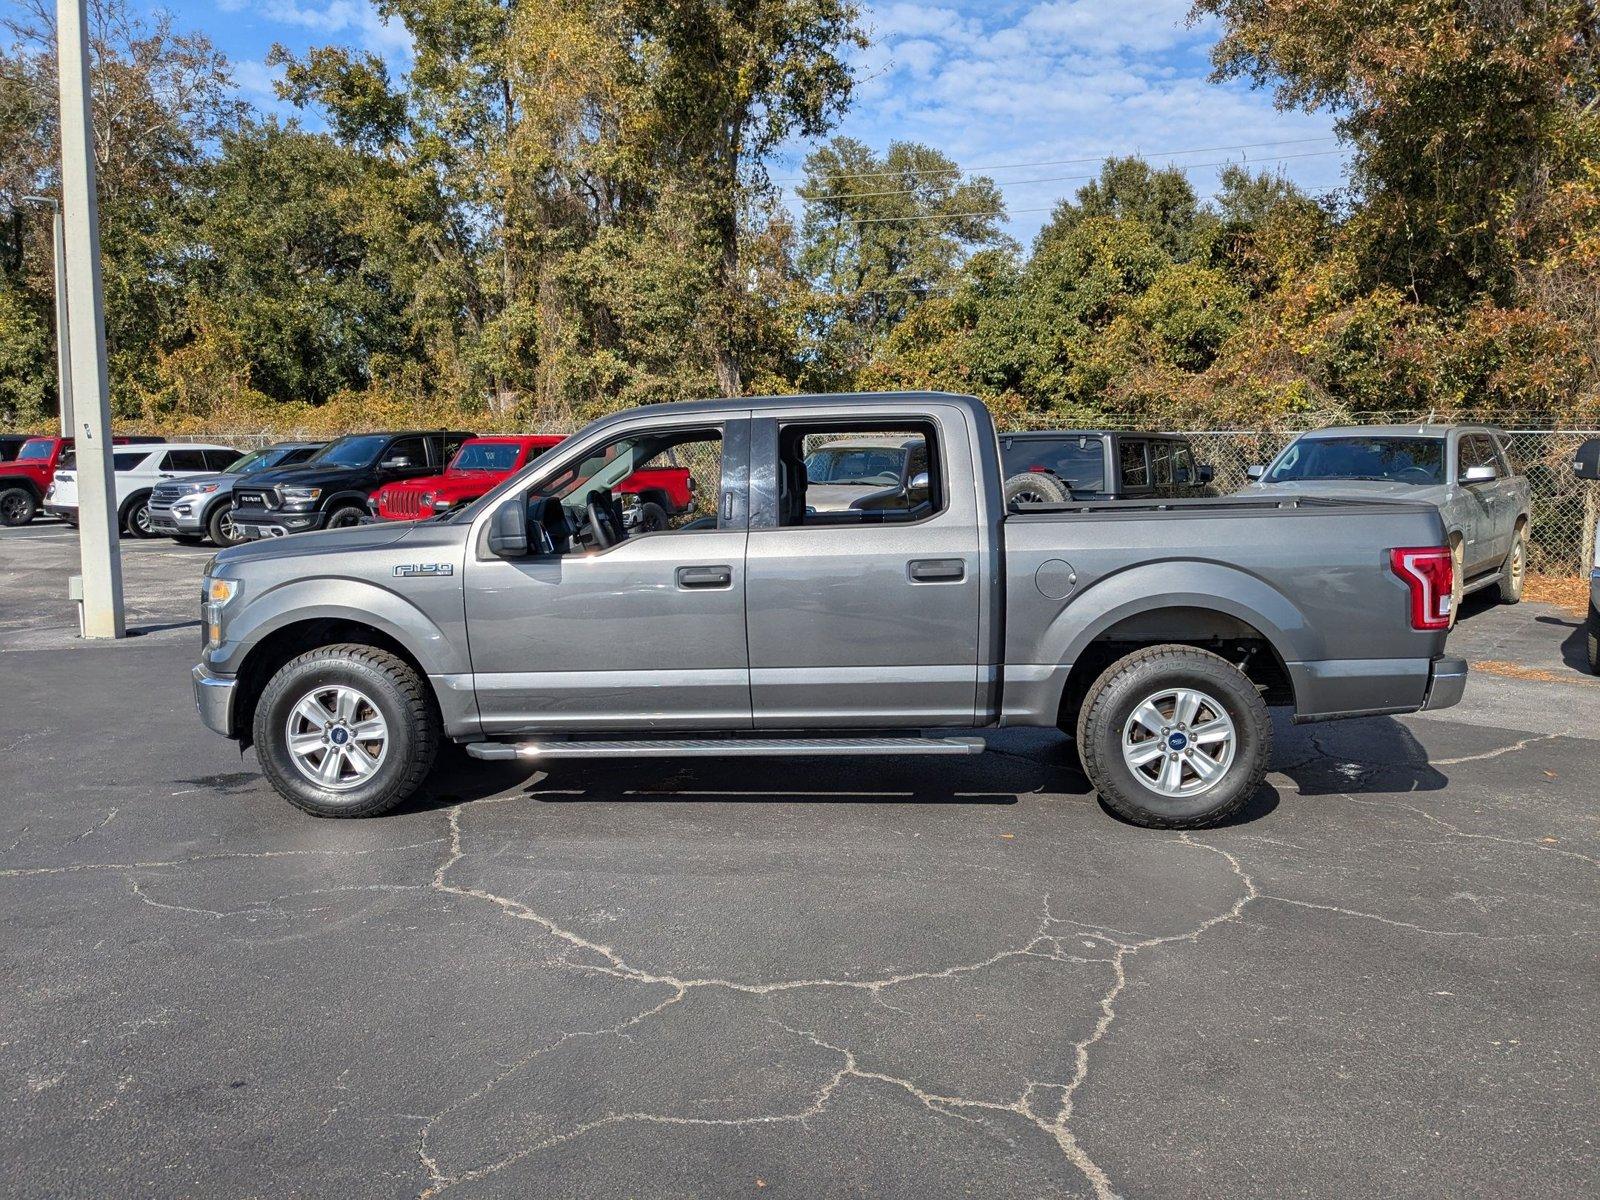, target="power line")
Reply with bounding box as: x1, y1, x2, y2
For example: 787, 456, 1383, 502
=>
789, 147, 1345, 206
795, 149, 1348, 224
770, 134, 1340, 186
